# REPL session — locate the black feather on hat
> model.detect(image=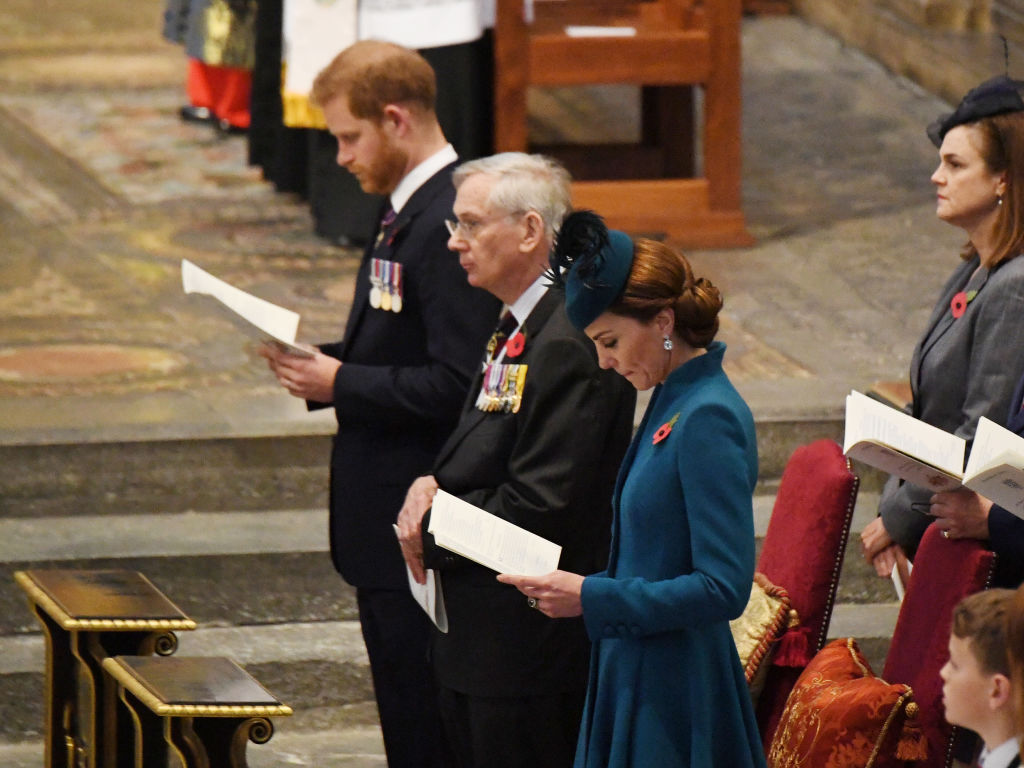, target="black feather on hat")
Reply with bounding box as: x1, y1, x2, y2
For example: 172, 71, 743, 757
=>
927, 75, 1024, 147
